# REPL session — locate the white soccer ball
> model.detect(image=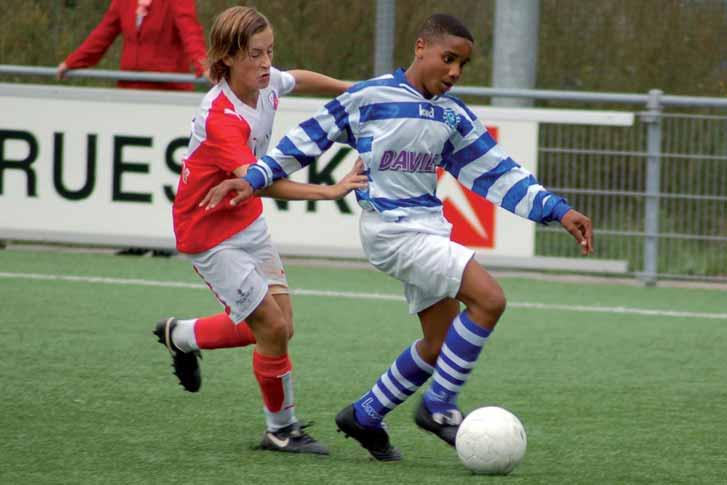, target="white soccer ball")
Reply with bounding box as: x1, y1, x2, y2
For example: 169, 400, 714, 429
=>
455, 406, 527, 475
